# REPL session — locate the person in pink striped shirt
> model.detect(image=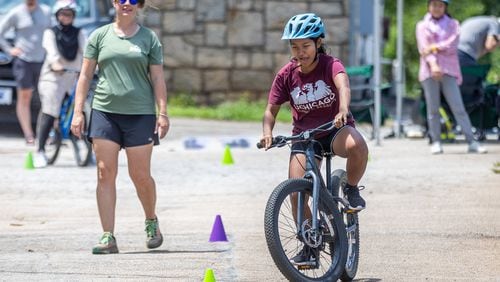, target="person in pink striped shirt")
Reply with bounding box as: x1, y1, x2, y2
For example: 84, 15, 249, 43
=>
416, 0, 487, 154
